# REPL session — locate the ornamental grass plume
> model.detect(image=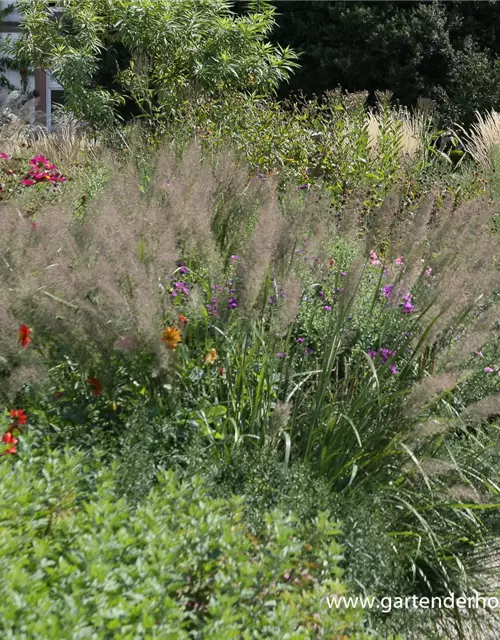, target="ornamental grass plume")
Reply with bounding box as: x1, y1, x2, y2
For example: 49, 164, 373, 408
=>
461, 395, 500, 422
237, 182, 285, 312
273, 273, 302, 335
404, 373, 465, 418
462, 109, 500, 167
